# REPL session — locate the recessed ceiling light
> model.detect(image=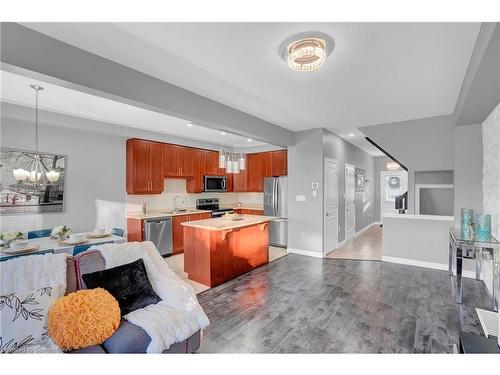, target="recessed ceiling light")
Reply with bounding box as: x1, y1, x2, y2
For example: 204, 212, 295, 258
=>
247, 138, 252, 142
221, 131, 226, 135
186, 122, 193, 127
348, 133, 355, 137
